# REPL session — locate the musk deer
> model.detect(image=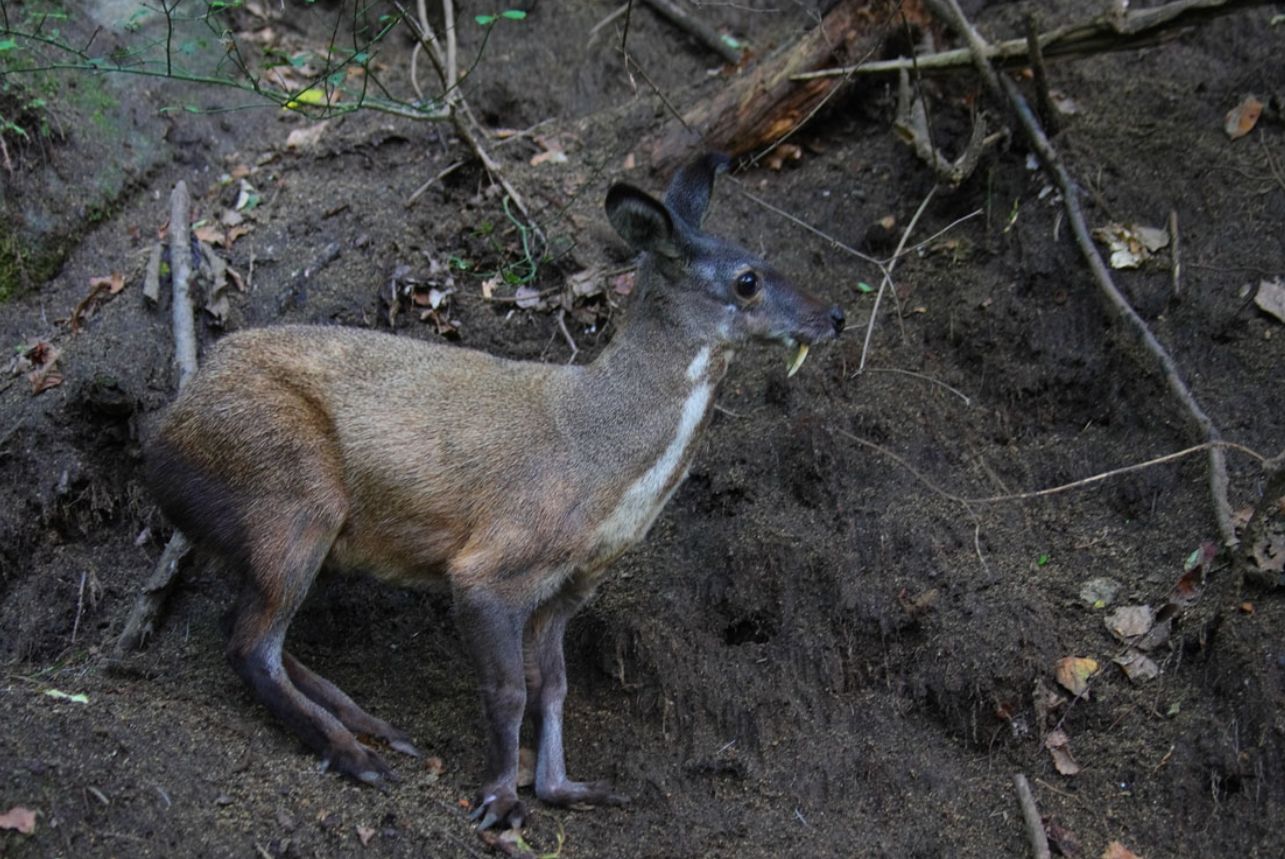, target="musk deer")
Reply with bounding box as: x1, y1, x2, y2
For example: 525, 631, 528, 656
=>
145, 153, 844, 829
